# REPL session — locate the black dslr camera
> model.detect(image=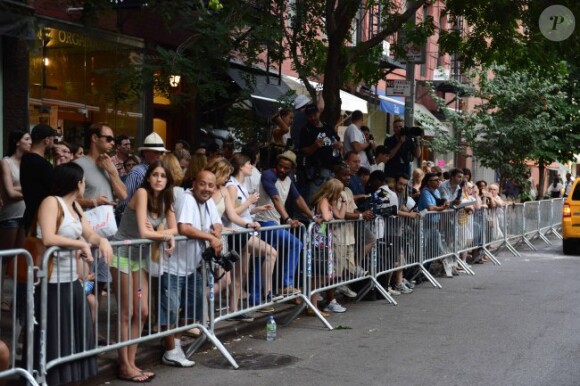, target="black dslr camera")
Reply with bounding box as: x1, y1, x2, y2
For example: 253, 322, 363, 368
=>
201, 247, 240, 272
368, 190, 398, 217
400, 126, 424, 137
